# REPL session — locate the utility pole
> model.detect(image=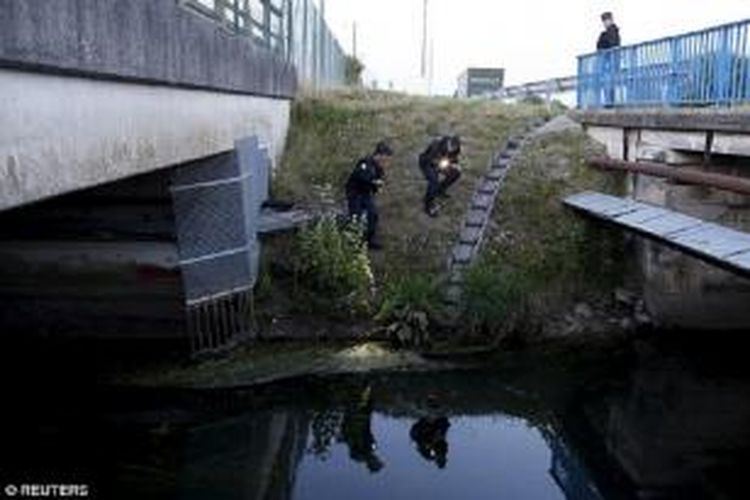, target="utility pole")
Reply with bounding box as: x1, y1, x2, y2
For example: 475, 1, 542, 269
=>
421, 0, 428, 78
